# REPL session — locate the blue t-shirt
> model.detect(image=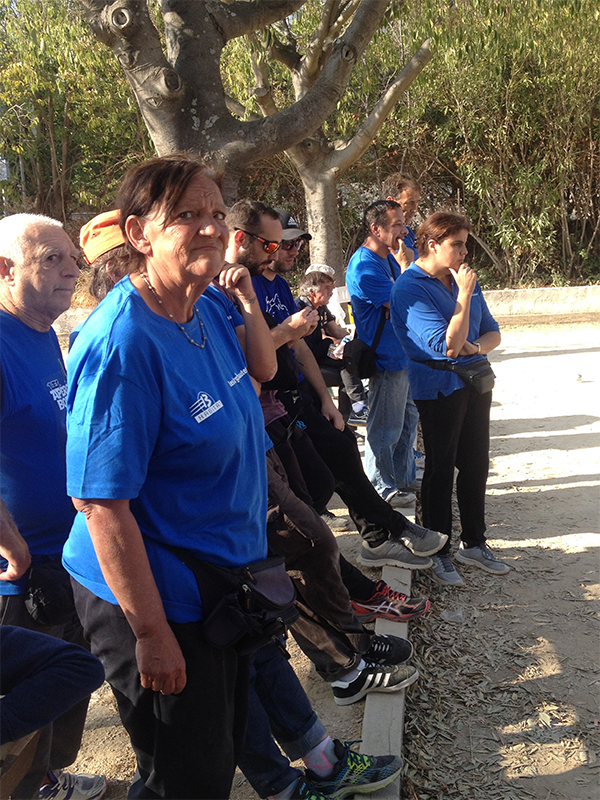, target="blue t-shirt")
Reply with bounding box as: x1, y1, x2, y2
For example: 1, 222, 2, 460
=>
390, 263, 500, 400
0, 312, 75, 594
345, 246, 408, 372
403, 227, 418, 261
252, 274, 297, 323
63, 278, 268, 623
